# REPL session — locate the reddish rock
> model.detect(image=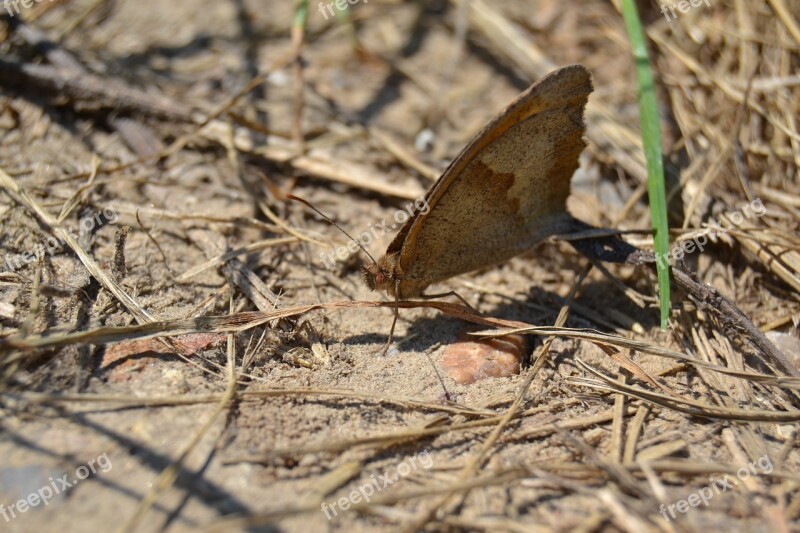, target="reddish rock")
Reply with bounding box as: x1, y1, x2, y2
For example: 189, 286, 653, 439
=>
440, 334, 527, 385
100, 333, 227, 382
